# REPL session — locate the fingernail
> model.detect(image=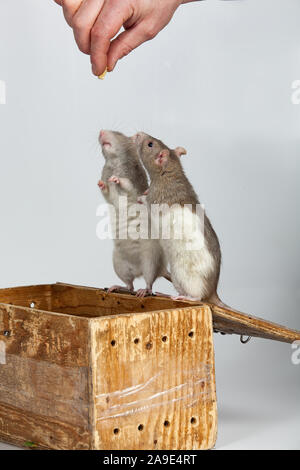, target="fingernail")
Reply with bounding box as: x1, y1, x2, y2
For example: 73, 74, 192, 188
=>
91, 62, 101, 76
